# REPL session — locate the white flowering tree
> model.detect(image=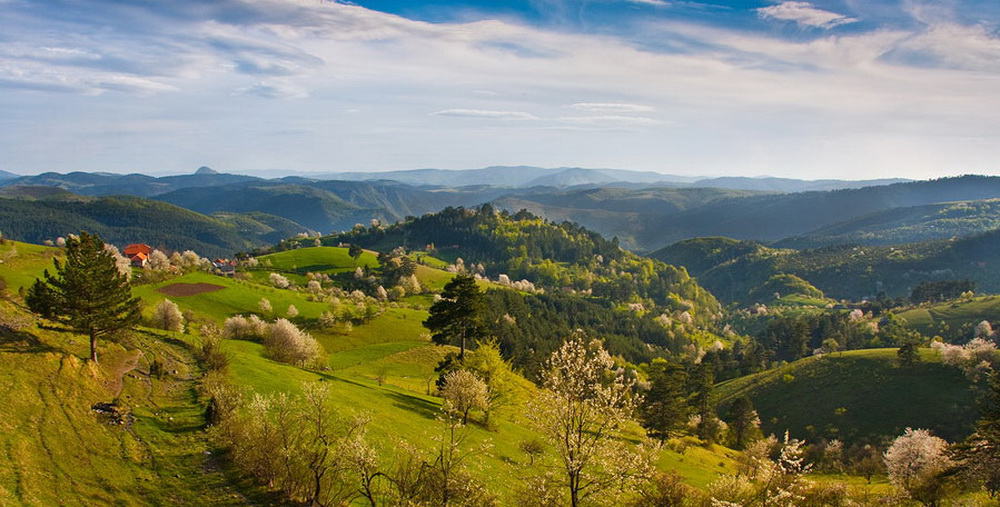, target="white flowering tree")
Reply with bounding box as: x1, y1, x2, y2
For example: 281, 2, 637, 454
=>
527, 336, 655, 507
439, 369, 488, 424
153, 299, 184, 332
884, 428, 953, 505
